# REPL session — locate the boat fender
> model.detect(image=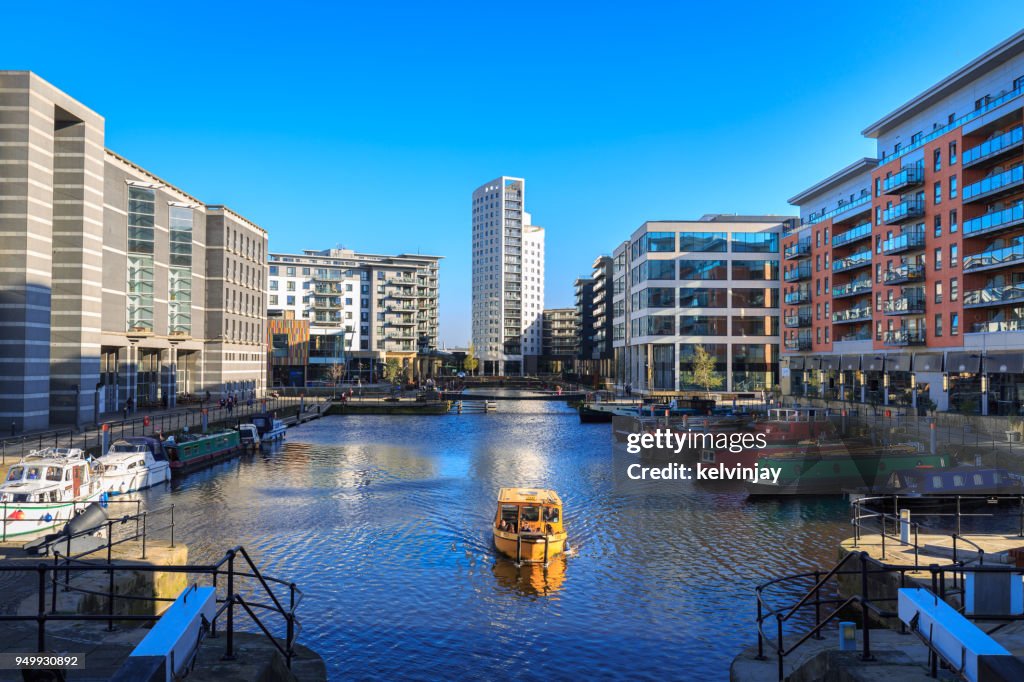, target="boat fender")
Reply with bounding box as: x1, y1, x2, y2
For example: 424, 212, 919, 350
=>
43, 513, 53, 522
100, 492, 109, 508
